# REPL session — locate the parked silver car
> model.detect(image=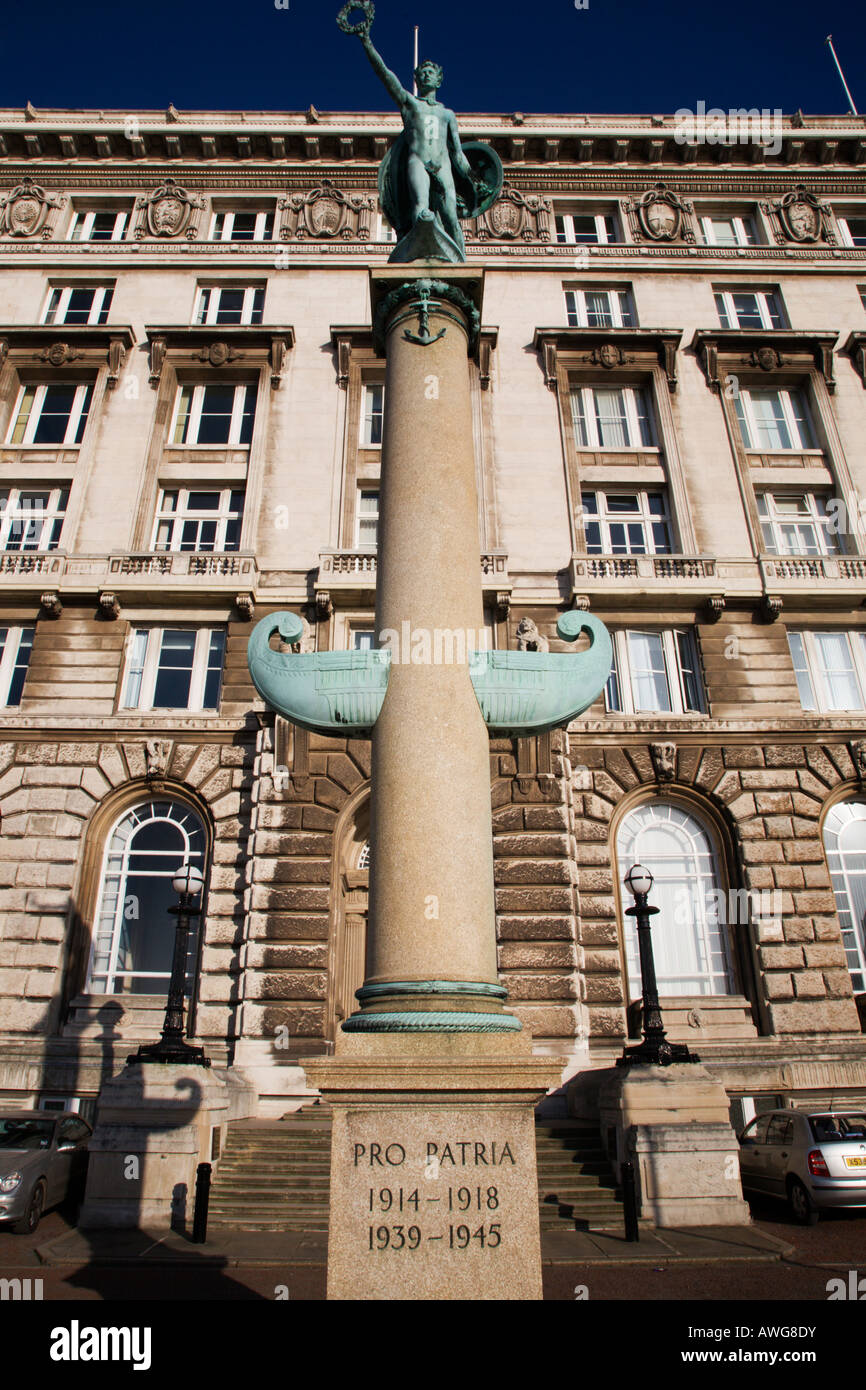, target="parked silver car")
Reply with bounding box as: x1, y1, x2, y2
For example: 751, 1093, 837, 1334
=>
0, 1112, 92, 1234
738, 1108, 866, 1224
